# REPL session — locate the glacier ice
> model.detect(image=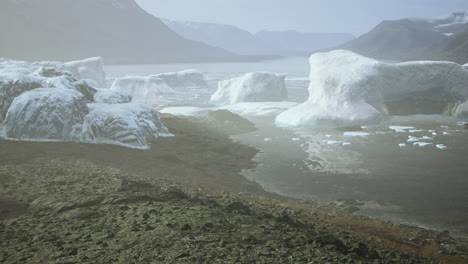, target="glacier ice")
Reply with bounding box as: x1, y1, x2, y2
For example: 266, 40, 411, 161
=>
454, 100, 468, 118
63, 57, 107, 88
152, 69, 207, 89
210, 72, 288, 106
75, 103, 170, 149
4, 88, 88, 140
110, 76, 175, 98
1, 58, 169, 149
276, 50, 468, 128
94, 89, 132, 104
